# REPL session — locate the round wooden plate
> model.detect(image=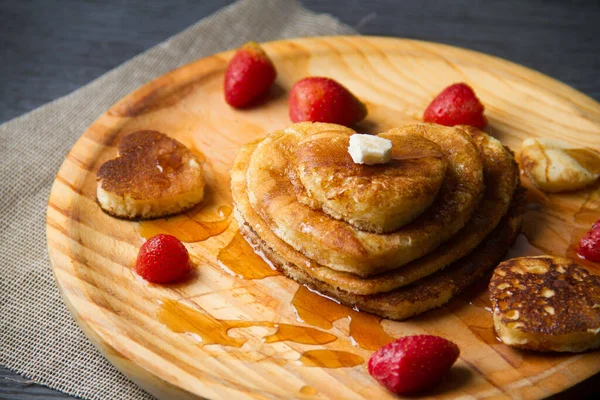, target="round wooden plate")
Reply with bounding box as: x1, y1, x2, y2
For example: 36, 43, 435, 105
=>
47, 36, 600, 399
